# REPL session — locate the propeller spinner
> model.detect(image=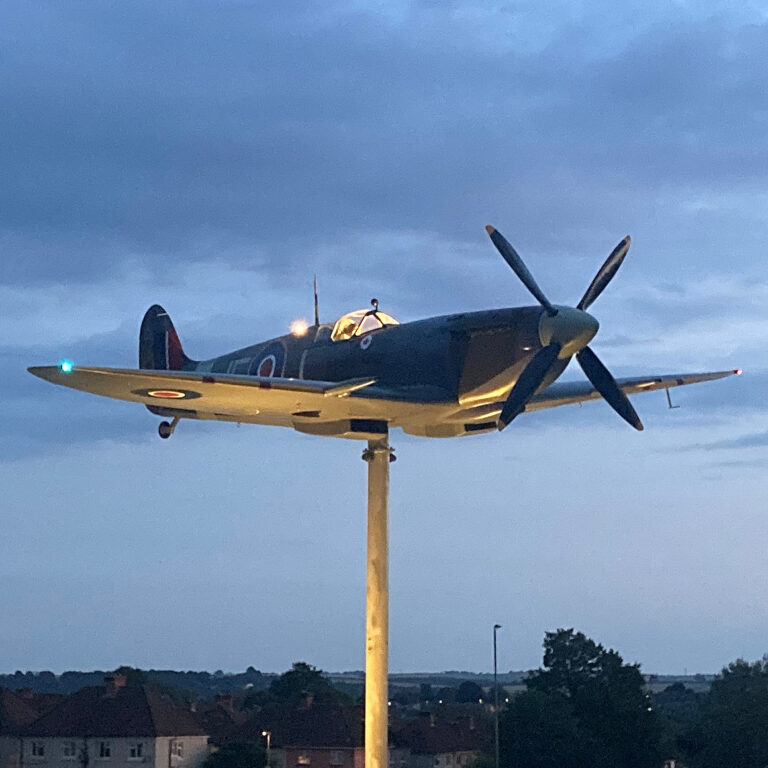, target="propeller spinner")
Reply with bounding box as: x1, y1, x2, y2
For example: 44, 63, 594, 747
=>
485, 226, 642, 432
